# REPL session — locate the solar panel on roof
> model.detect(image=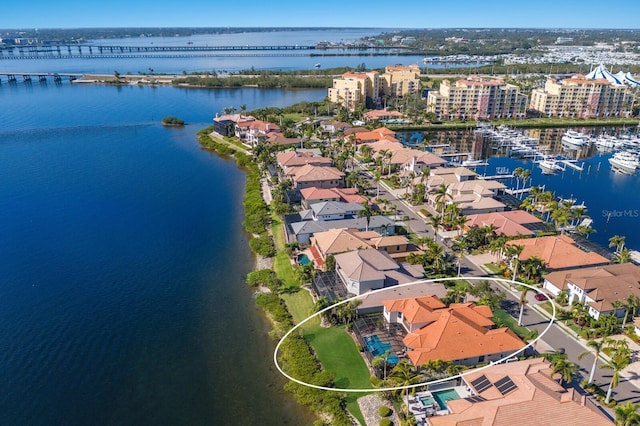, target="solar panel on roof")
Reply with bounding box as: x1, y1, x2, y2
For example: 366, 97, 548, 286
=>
470, 375, 493, 393
494, 376, 518, 395
464, 395, 486, 403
